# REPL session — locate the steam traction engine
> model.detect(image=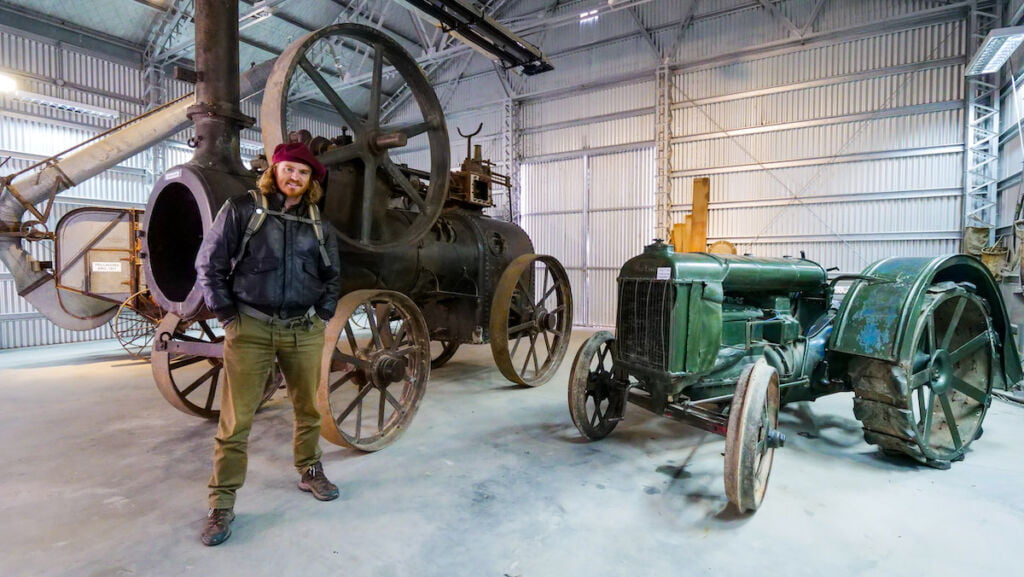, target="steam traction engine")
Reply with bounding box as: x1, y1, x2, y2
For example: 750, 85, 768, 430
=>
141, 22, 571, 452
569, 240, 1021, 512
